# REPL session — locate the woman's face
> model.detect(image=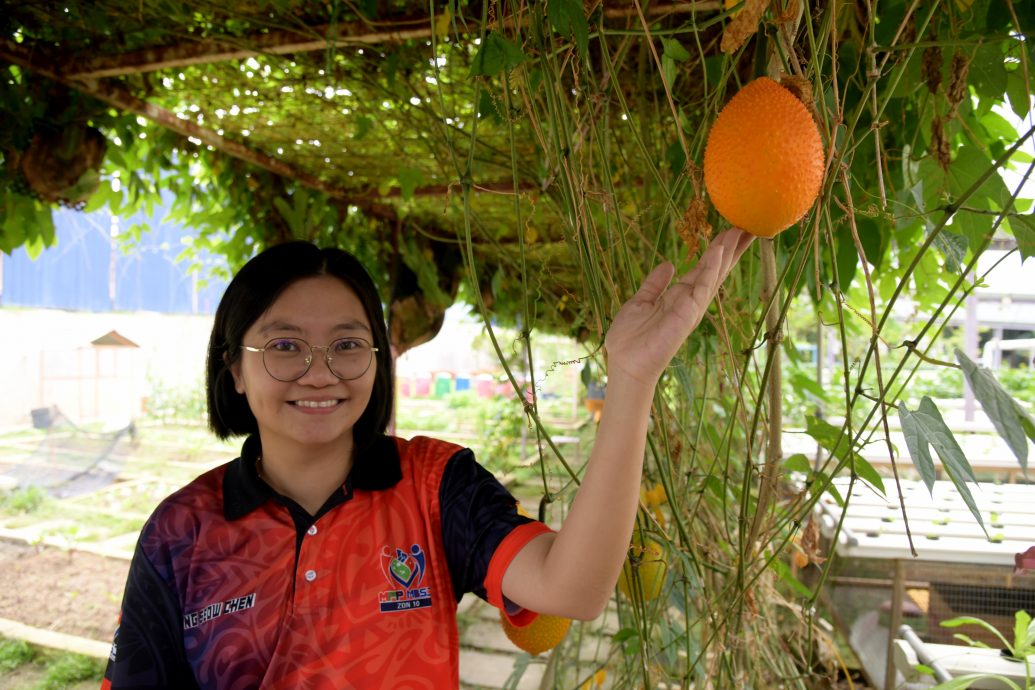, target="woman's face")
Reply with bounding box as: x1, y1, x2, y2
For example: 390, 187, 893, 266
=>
230, 275, 377, 457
